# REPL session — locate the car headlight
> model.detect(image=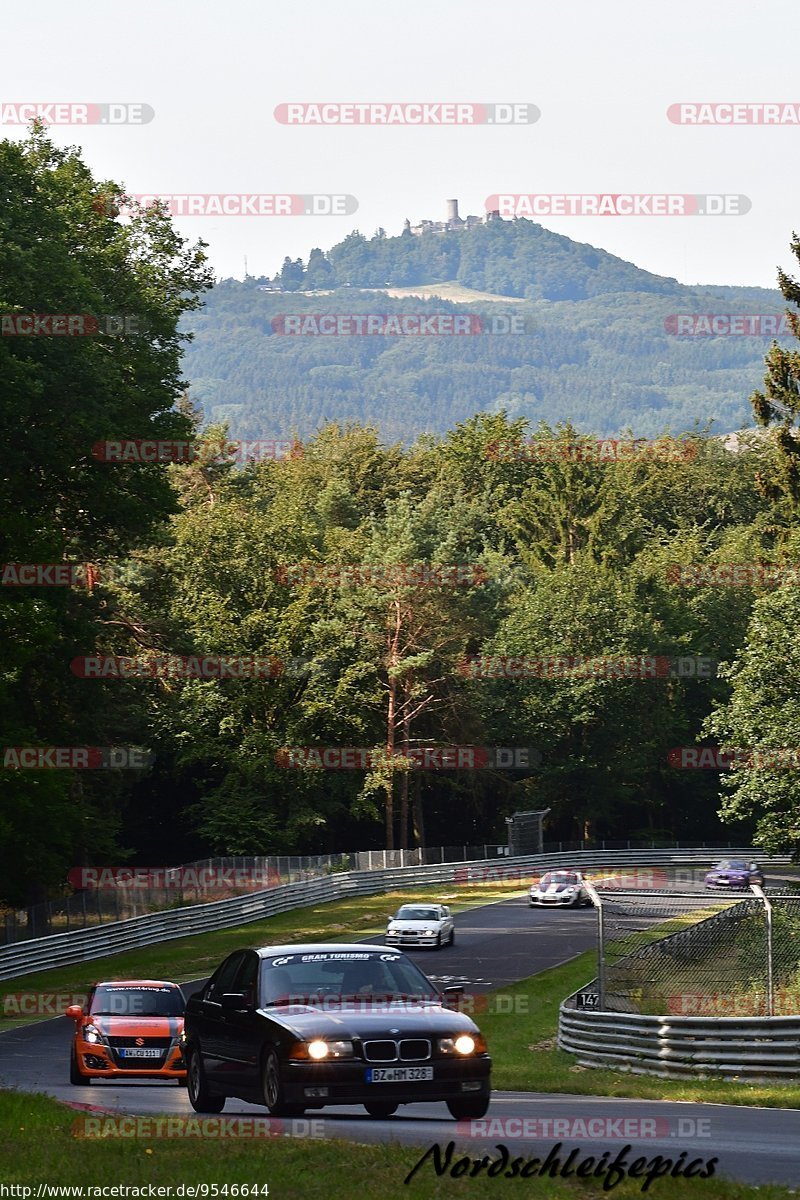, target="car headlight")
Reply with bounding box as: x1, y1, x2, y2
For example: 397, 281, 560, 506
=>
424, 929, 436, 936
83, 1023, 105, 1044
438, 1033, 487, 1056
291, 1039, 354, 1061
